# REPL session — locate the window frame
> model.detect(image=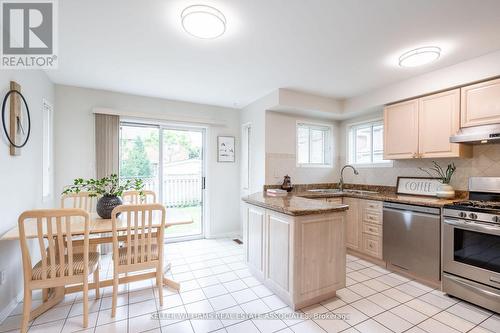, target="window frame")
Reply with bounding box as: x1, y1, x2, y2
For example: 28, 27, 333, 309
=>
347, 118, 393, 168
296, 121, 333, 168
